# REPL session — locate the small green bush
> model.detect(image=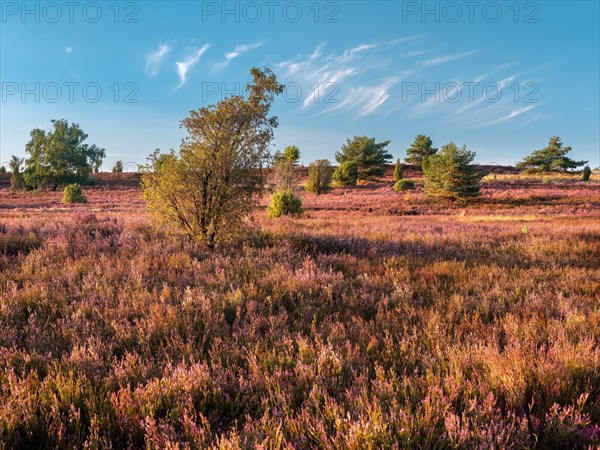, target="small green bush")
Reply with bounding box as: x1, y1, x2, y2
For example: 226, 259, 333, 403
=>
393, 159, 403, 181
582, 165, 592, 181
393, 179, 415, 191
62, 183, 87, 204
305, 159, 333, 194
333, 161, 358, 187
267, 189, 302, 218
